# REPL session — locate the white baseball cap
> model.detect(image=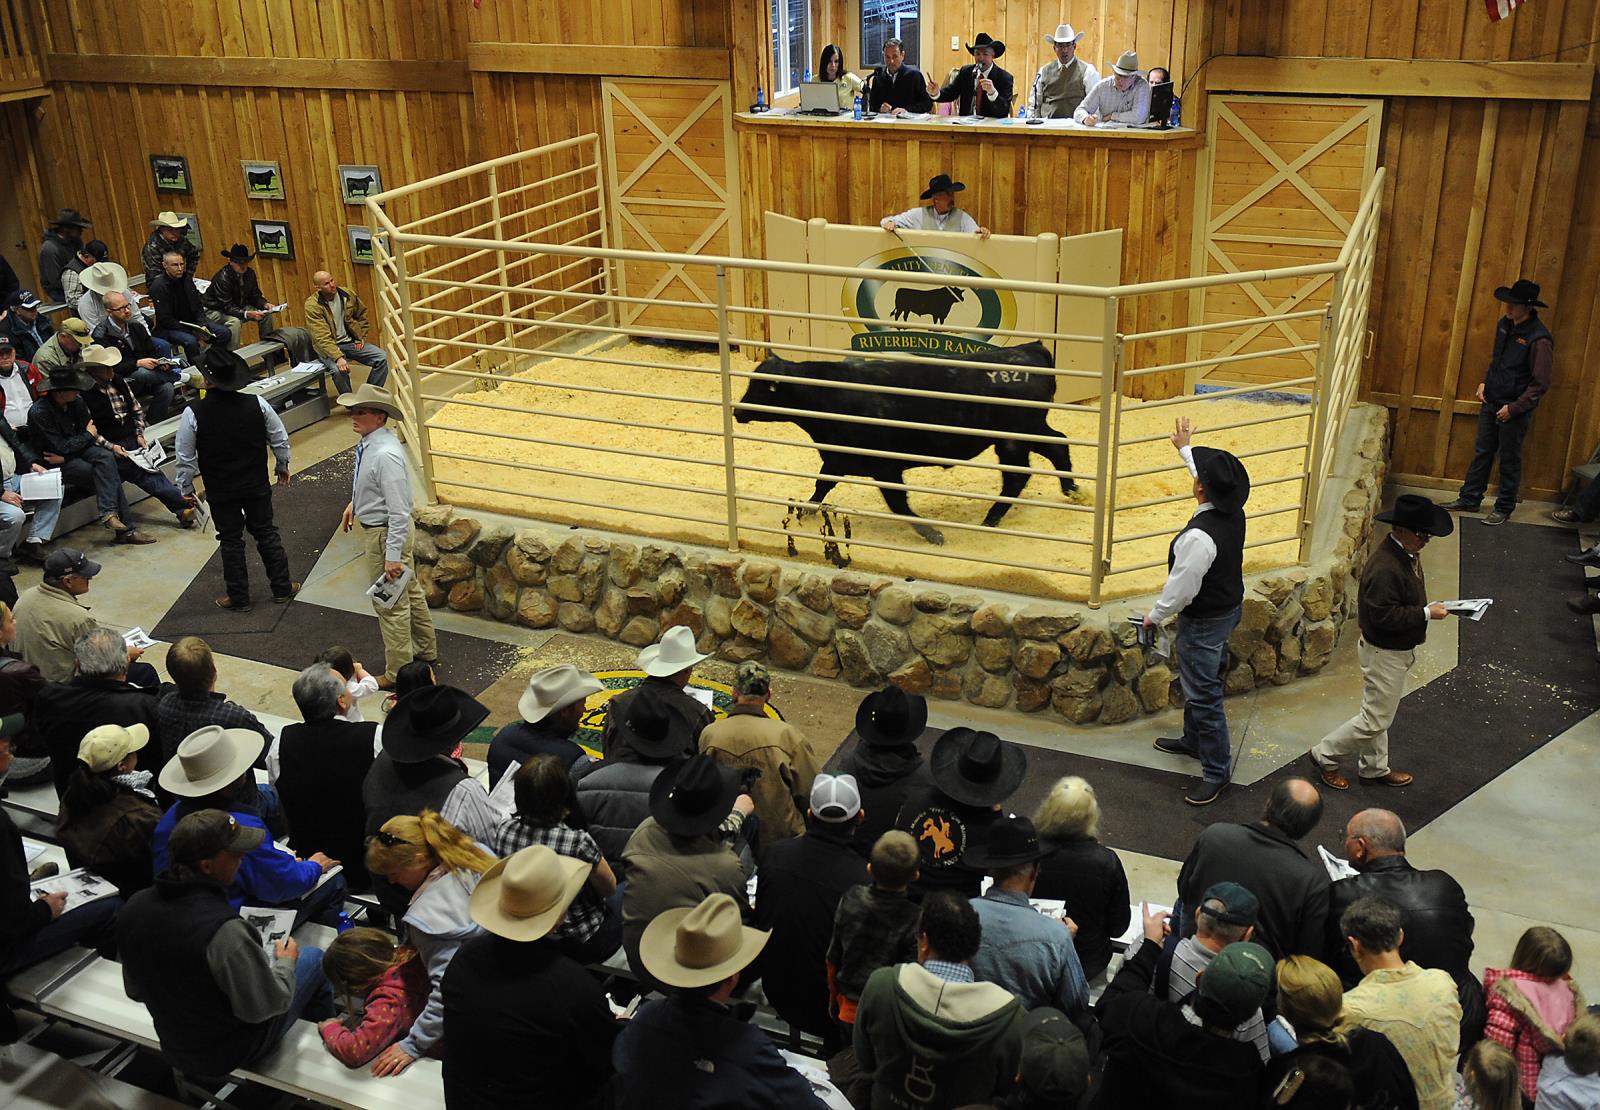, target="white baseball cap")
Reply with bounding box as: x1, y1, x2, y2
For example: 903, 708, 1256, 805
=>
810, 773, 862, 823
